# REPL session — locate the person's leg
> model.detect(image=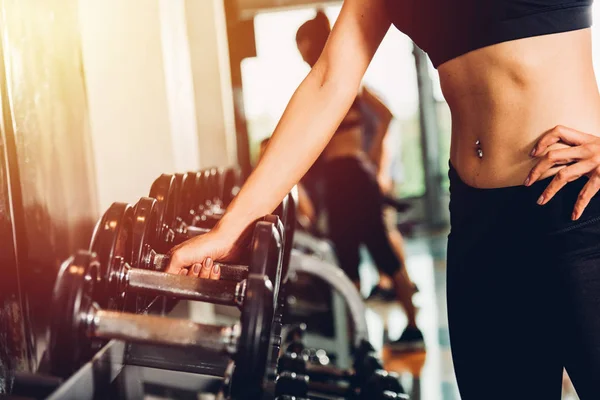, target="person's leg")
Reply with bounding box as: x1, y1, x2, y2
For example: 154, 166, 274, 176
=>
447, 231, 564, 399
355, 174, 417, 325
327, 218, 362, 289
551, 219, 600, 399
322, 160, 363, 288
384, 206, 417, 294
363, 225, 417, 329
446, 165, 563, 399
